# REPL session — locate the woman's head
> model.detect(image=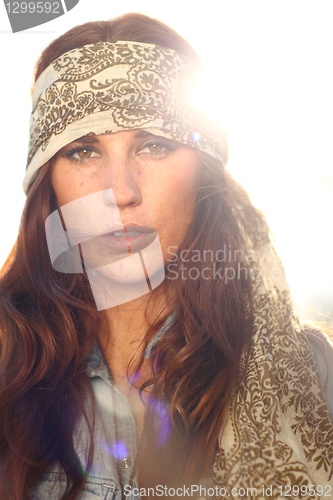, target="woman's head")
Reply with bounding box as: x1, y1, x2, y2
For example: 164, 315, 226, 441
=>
21, 12, 229, 310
